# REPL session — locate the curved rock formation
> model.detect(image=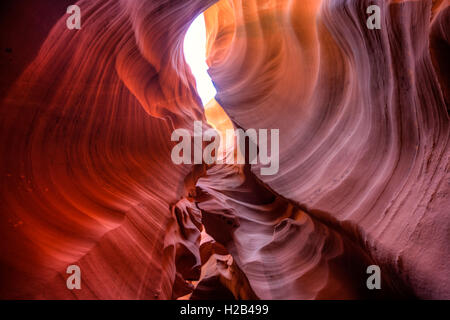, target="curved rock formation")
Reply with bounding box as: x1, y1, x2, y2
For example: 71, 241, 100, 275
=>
205, 0, 449, 299
0, 0, 215, 299
0, 0, 448, 299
